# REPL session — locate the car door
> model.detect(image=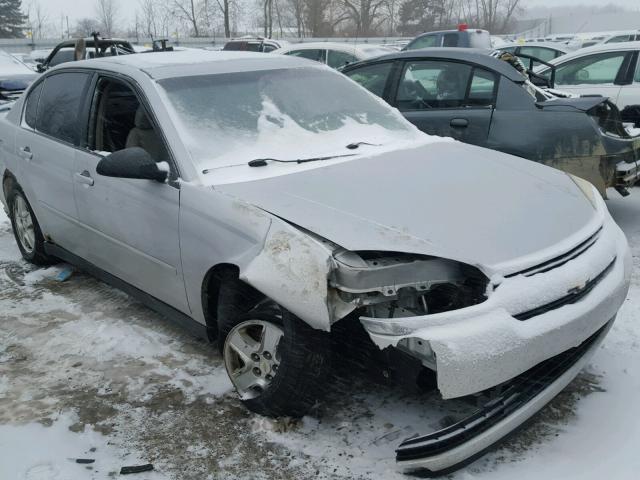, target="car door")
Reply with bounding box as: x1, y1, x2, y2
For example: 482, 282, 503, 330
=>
14, 71, 92, 254
73, 74, 189, 313
615, 50, 640, 110
552, 50, 633, 103
391, 59, 495, 146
